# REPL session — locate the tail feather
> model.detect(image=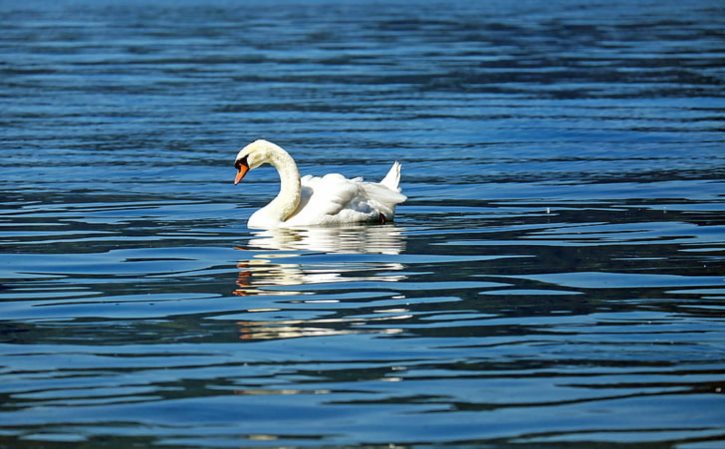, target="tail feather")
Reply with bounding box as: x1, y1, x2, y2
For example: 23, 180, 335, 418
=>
362, 182, 407, 219
380, 161, 402, 192
367, 161, 406, 218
